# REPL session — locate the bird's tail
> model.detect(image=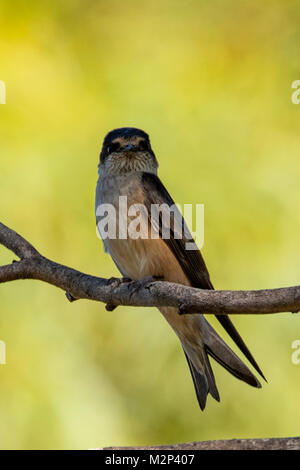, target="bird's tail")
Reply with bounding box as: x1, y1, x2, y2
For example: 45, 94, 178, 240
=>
181, 318, 261, 410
